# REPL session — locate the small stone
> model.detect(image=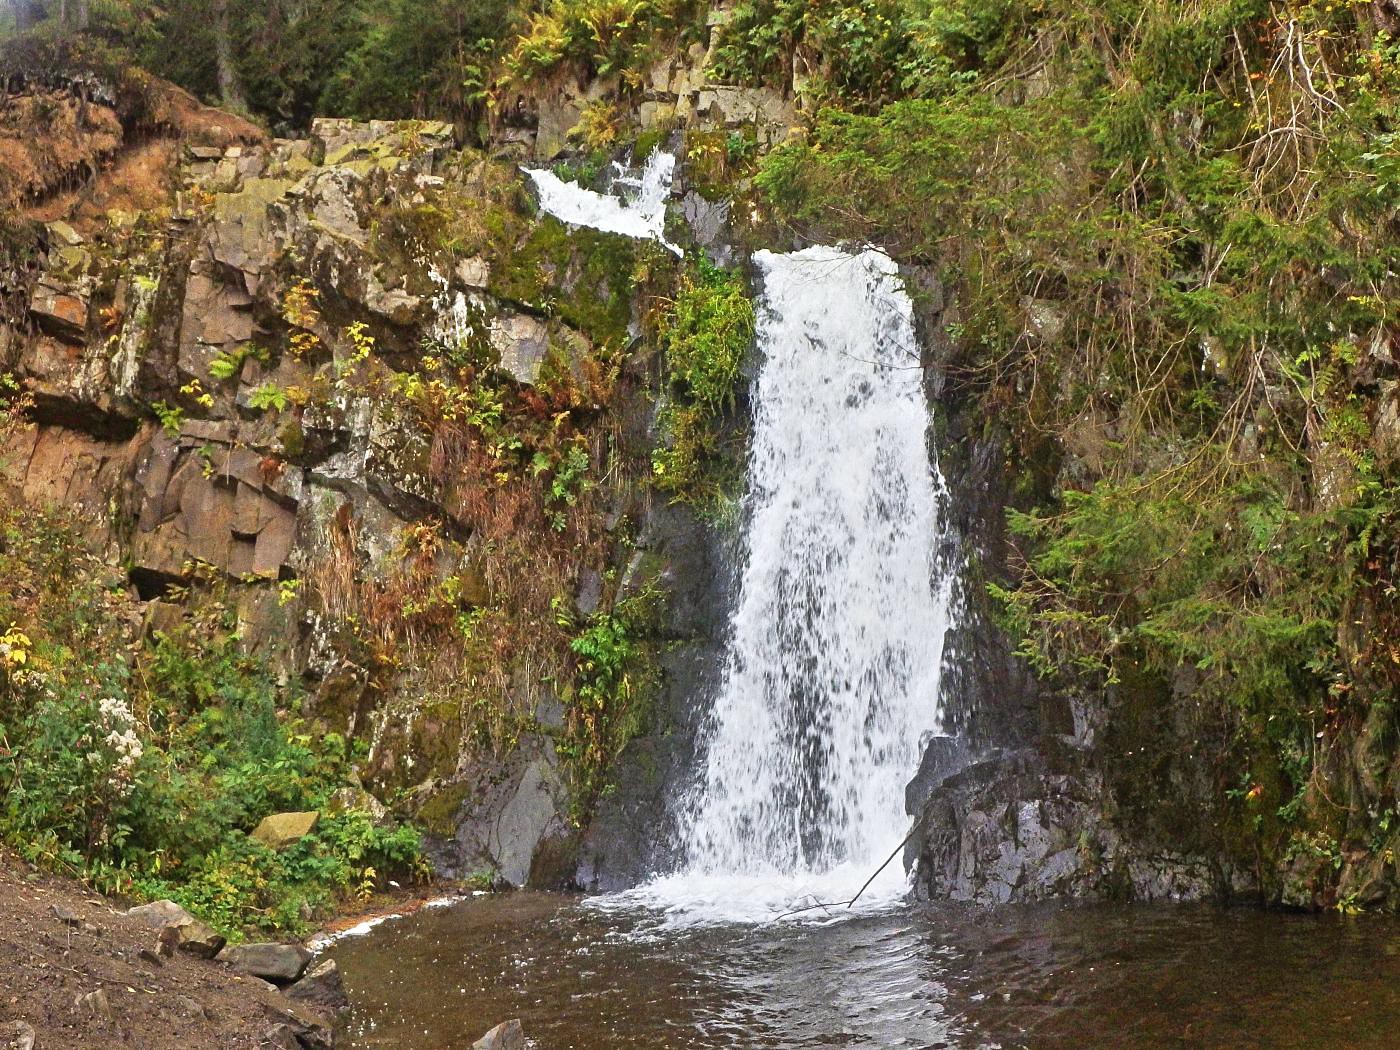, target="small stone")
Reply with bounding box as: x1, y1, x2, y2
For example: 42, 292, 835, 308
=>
456, 256, 491, 288
489, 314, 550, 385
286, 959, 348, 1012
156, 926, 180, 958
30, 280, 88, 341
173, 995, 210, 1021
0, 1021, 36, 1050
574, 570, 603, 618
137, 947, 165, 968
473, 1019, 527, 1050
250, 811, 320, 849
219, 942, 313, 984
76, 988, 112, 1021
